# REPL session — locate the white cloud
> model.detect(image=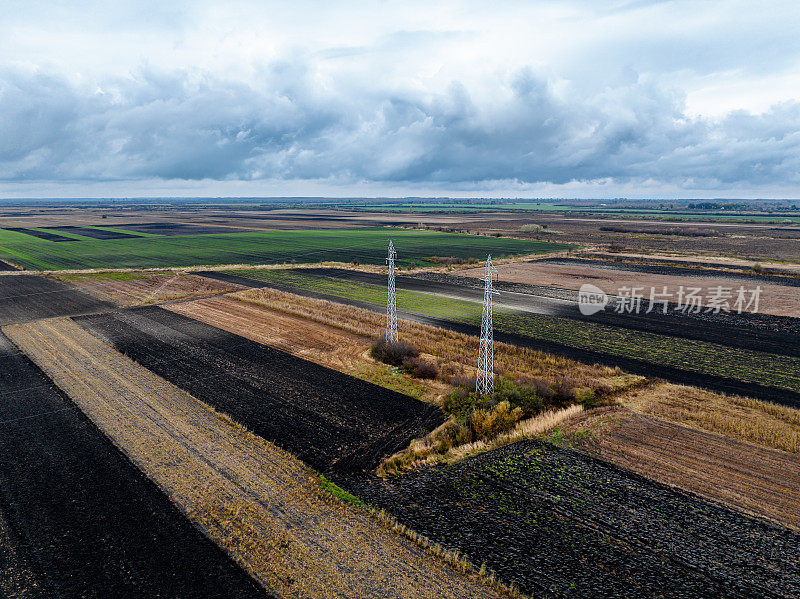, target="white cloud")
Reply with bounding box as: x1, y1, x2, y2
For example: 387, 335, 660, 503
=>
1, 0, 799, 197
